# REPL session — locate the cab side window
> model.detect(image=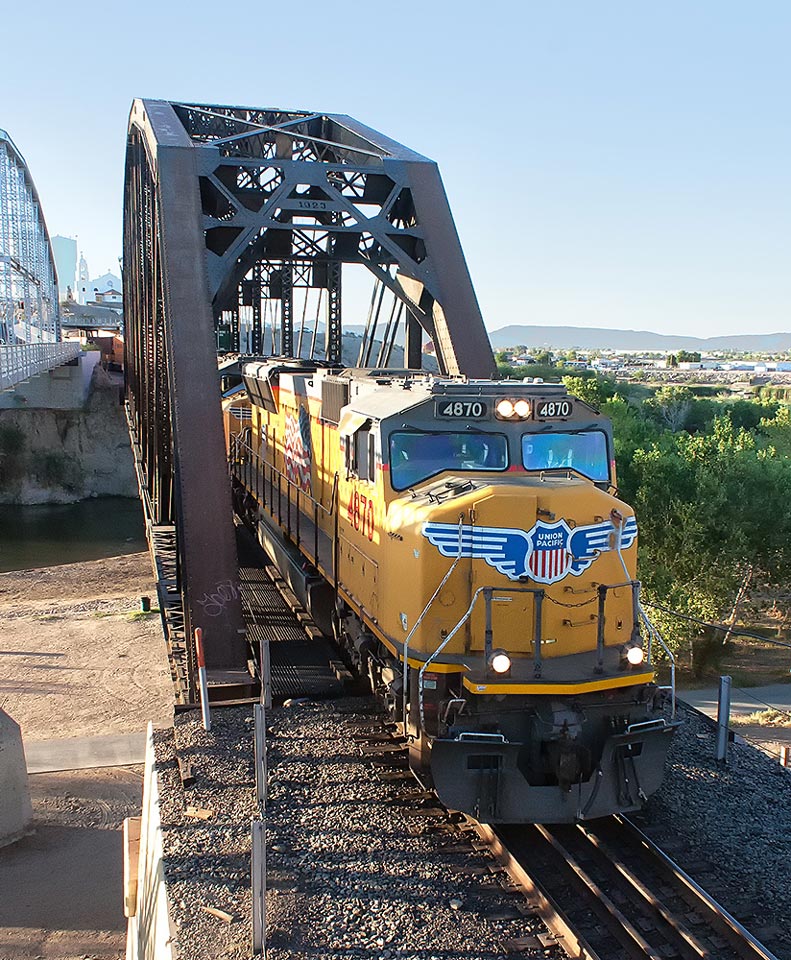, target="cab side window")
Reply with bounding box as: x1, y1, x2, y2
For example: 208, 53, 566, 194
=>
346, 425, 377, 482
